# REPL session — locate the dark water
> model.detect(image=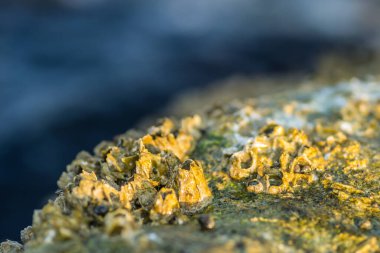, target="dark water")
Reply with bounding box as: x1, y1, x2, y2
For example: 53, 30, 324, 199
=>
0, 0, 379, 241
